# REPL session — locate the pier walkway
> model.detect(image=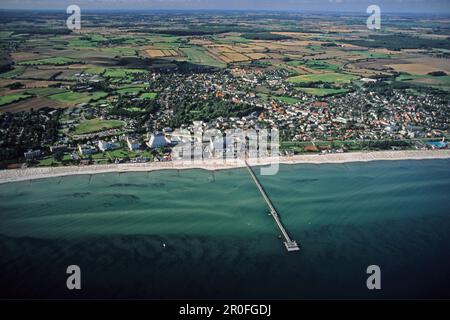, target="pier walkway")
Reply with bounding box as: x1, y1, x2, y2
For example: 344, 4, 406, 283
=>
245, 160, 300, 252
